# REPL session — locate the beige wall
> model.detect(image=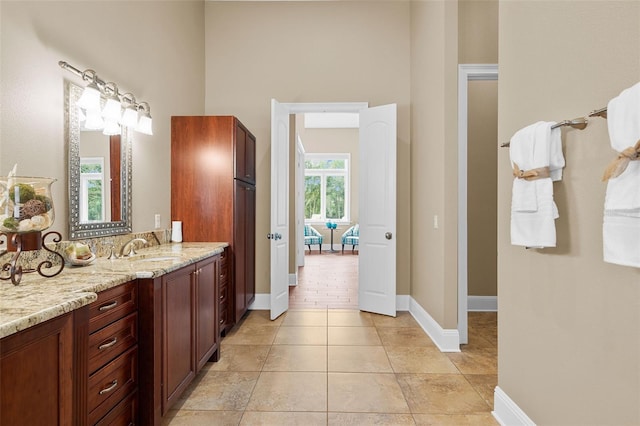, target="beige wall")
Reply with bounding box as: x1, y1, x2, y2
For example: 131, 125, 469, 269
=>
499, 1, 640, 424
410, 0, 459, 328
467, 80, 498, 297
204, 1, 412, 296
458, 0, 498, 64
459, 0, 499, 297
0, 1, 205, 236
